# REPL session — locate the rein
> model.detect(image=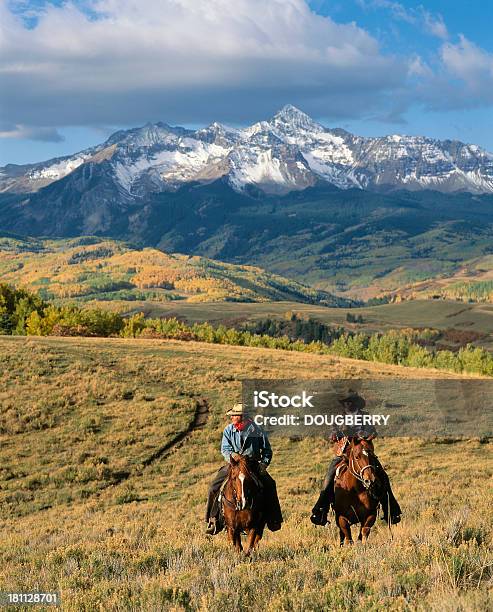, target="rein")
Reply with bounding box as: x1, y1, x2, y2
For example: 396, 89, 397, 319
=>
347, 444, 376, 491
222, 487, 245, 511
222, 462, 256, 511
